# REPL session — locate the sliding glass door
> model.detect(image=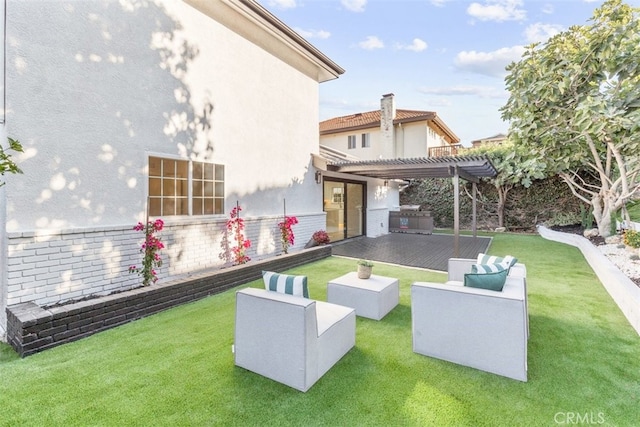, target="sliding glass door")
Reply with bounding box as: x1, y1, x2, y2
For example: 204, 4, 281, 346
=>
323, 179, 365, 242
